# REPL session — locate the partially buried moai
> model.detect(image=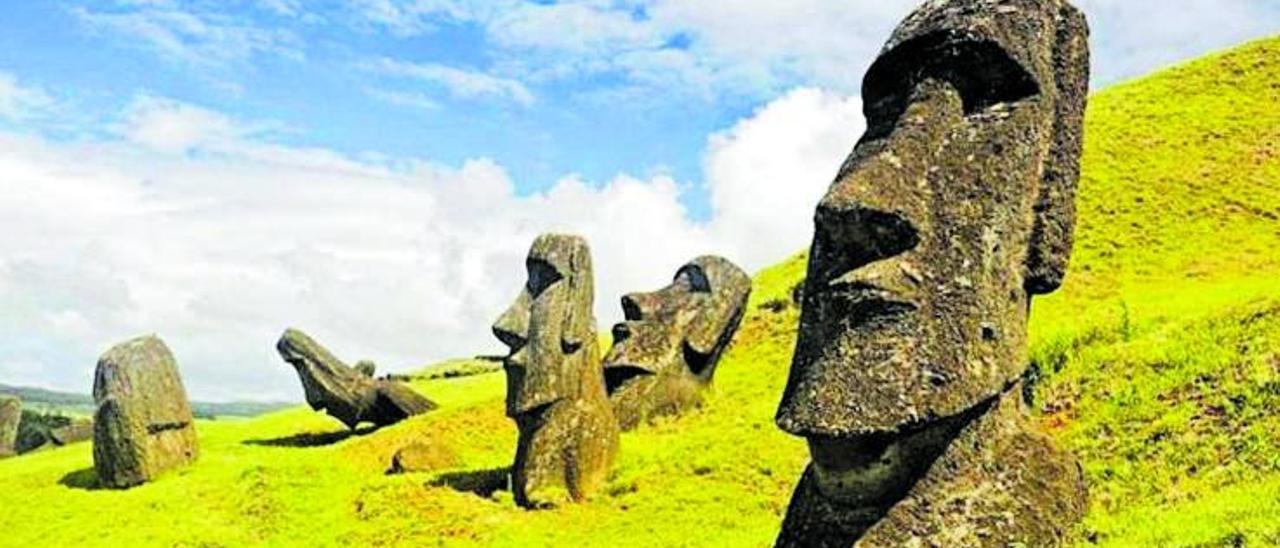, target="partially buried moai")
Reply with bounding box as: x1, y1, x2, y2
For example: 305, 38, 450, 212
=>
492, 234, 619, 508
774, 0, 1090, 546
276, 328, 437, 429
93, 336, 199, 488
604, 256, 751, 430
